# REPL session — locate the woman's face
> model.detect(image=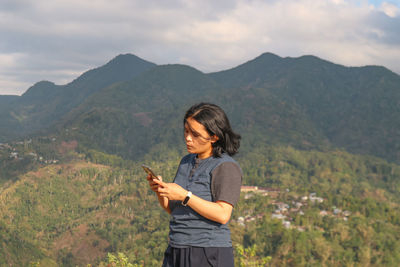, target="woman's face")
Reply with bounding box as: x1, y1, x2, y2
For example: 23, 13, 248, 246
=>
184, 117, 217, 159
